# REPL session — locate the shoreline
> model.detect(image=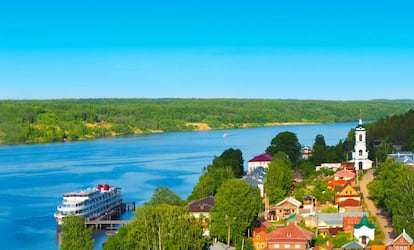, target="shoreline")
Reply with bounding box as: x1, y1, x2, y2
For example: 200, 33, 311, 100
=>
0, 121, 324, 146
